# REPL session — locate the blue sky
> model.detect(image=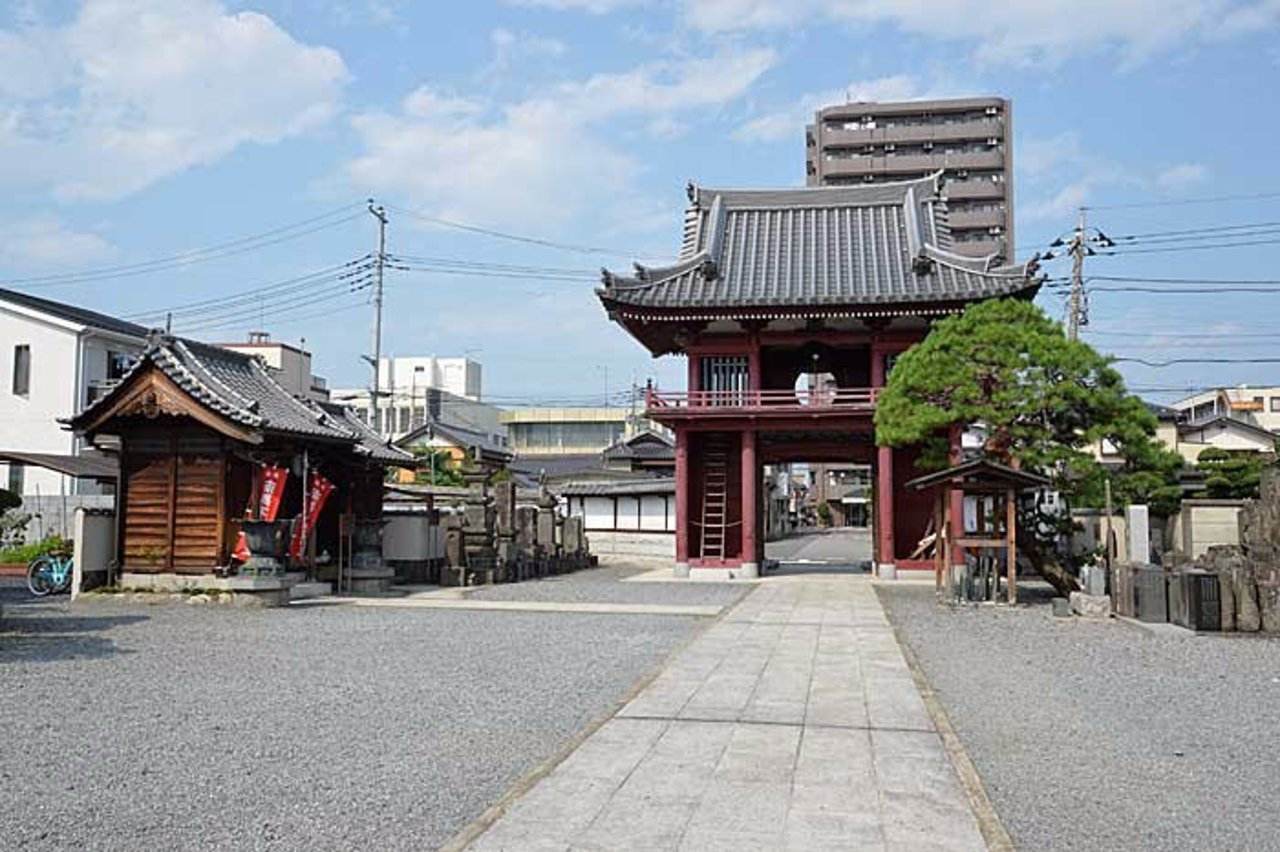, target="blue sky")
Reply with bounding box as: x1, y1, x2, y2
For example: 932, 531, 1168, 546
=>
2, 0, 1280, 404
